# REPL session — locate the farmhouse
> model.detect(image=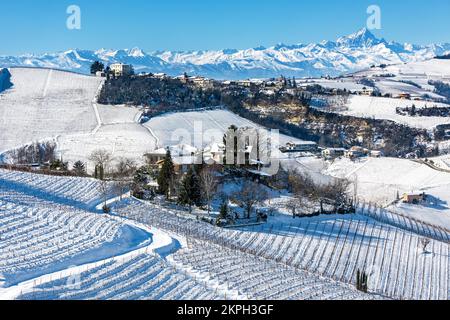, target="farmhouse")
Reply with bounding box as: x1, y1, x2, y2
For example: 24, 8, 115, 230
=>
145, 148, 168, 165
358, 87, 374, 96
395, 93, 412, 100
203, 143, 225, 163
280, 142, 318, 153
322, 148, 346, 159
345, 146, 369, 159
402, 192, 426, 204
370, 150, 383, 158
